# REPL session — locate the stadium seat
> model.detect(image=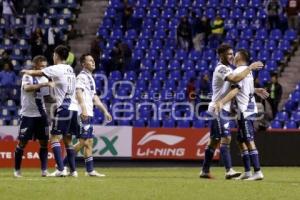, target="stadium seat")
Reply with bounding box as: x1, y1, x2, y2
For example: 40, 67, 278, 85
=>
285, 121, 297, 129
270, 120, 282, 129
